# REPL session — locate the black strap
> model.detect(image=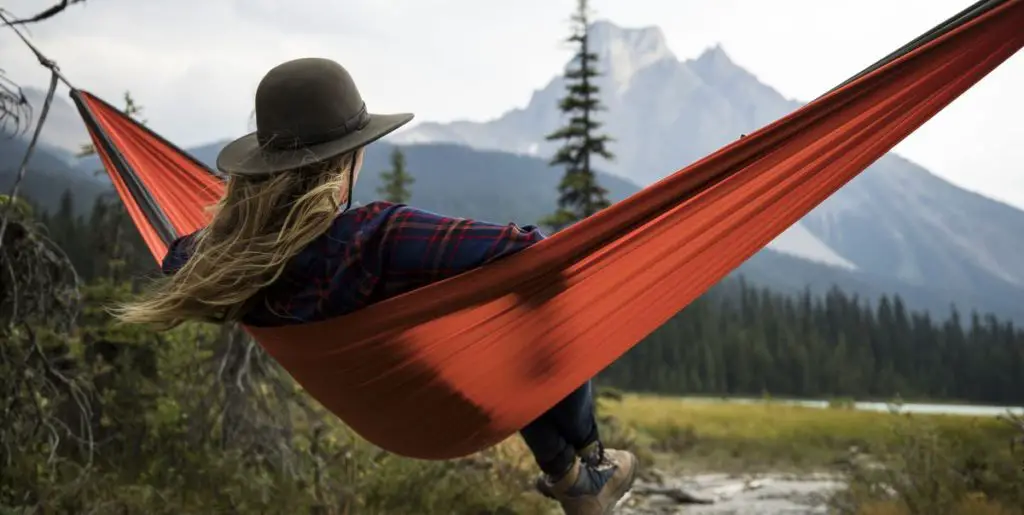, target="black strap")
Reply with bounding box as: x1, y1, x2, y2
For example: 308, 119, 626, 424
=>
71, 90, 179, 246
